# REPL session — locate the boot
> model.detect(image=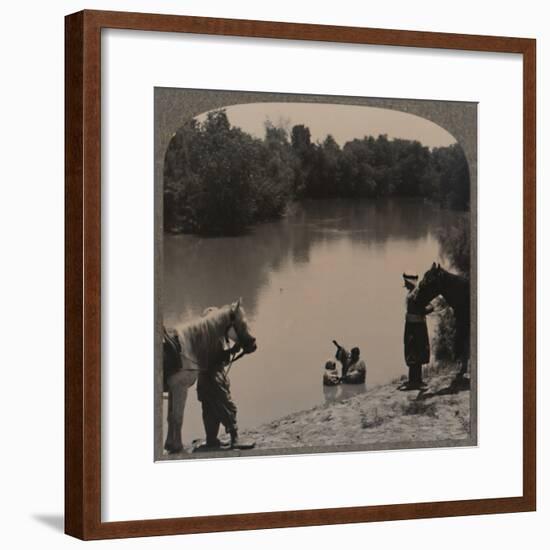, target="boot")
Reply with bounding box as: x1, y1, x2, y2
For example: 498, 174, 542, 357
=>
408, 364, 426, 389
204, 437, 222, 449
230, 430, 255, 450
